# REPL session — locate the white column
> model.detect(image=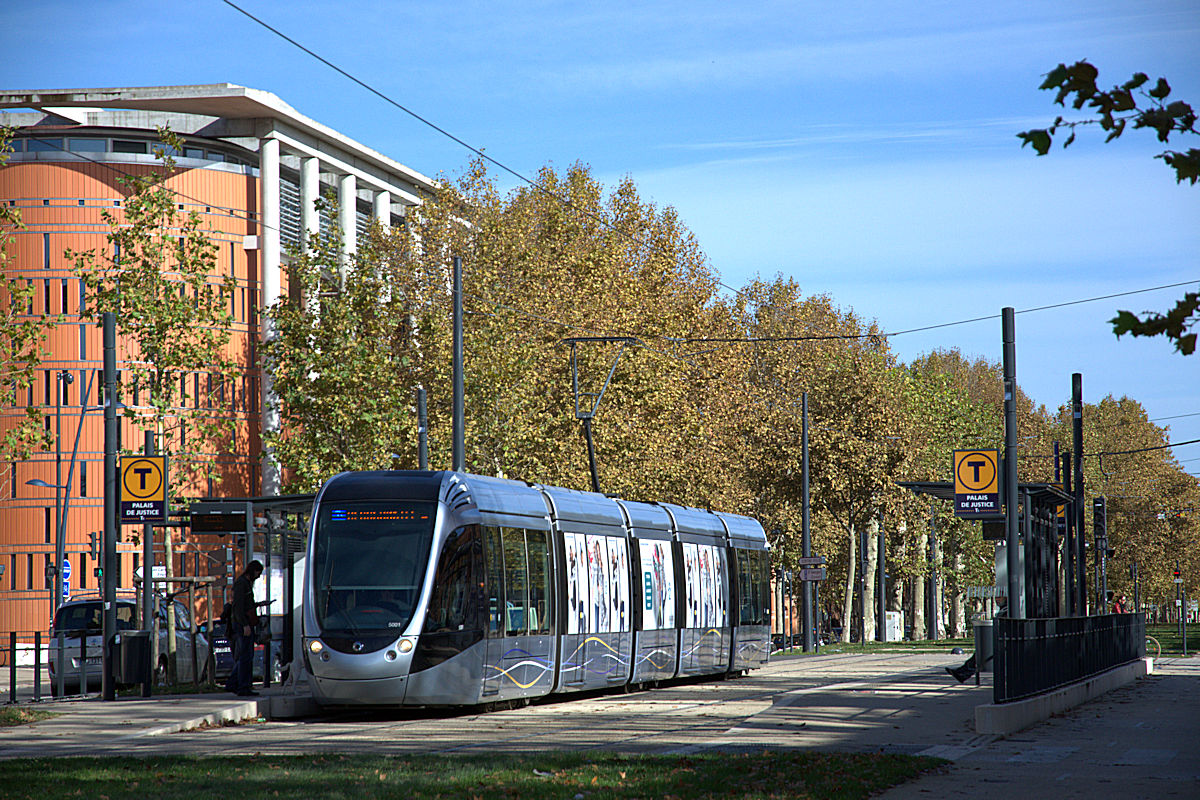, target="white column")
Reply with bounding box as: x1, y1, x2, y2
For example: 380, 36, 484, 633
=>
259, 135, 281, 496
373, 190, 391, 232
338, 172, 356, 279
300, 156, 320, 251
